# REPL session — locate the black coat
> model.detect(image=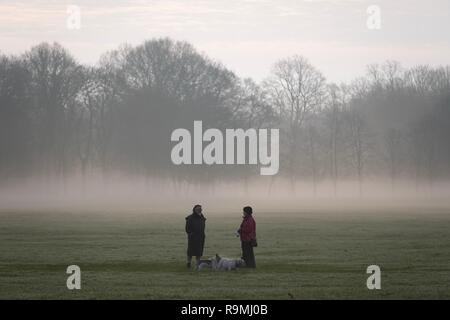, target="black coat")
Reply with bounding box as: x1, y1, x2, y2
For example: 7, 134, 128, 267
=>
185, 213, 206, 257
